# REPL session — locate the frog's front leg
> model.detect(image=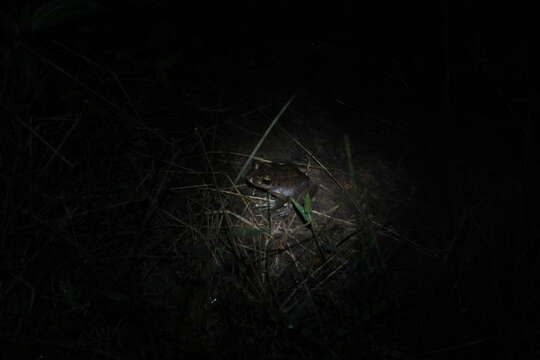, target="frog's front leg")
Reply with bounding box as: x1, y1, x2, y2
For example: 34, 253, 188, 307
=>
275, 199, 293, 216
272, 196, 288, 210
253, 193, 287, 213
